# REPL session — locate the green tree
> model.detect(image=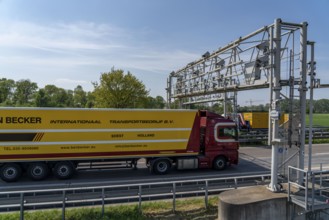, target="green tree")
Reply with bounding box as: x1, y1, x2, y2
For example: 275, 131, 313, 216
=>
144, 96, 166, 109
314, 99, 329, 113
85, 91, 95, 108
93, 68, 149, 108
13, 79, 38, 106
55, 88, 69, 107
73, 85, 87, 107
38, 85, 70, 107
44, 85, 61, 107
35, 88, 50, 107
210, 103, 224, 114
0, 78, 15, 105
154, 96, 166, 109
66, 90, 74, 107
